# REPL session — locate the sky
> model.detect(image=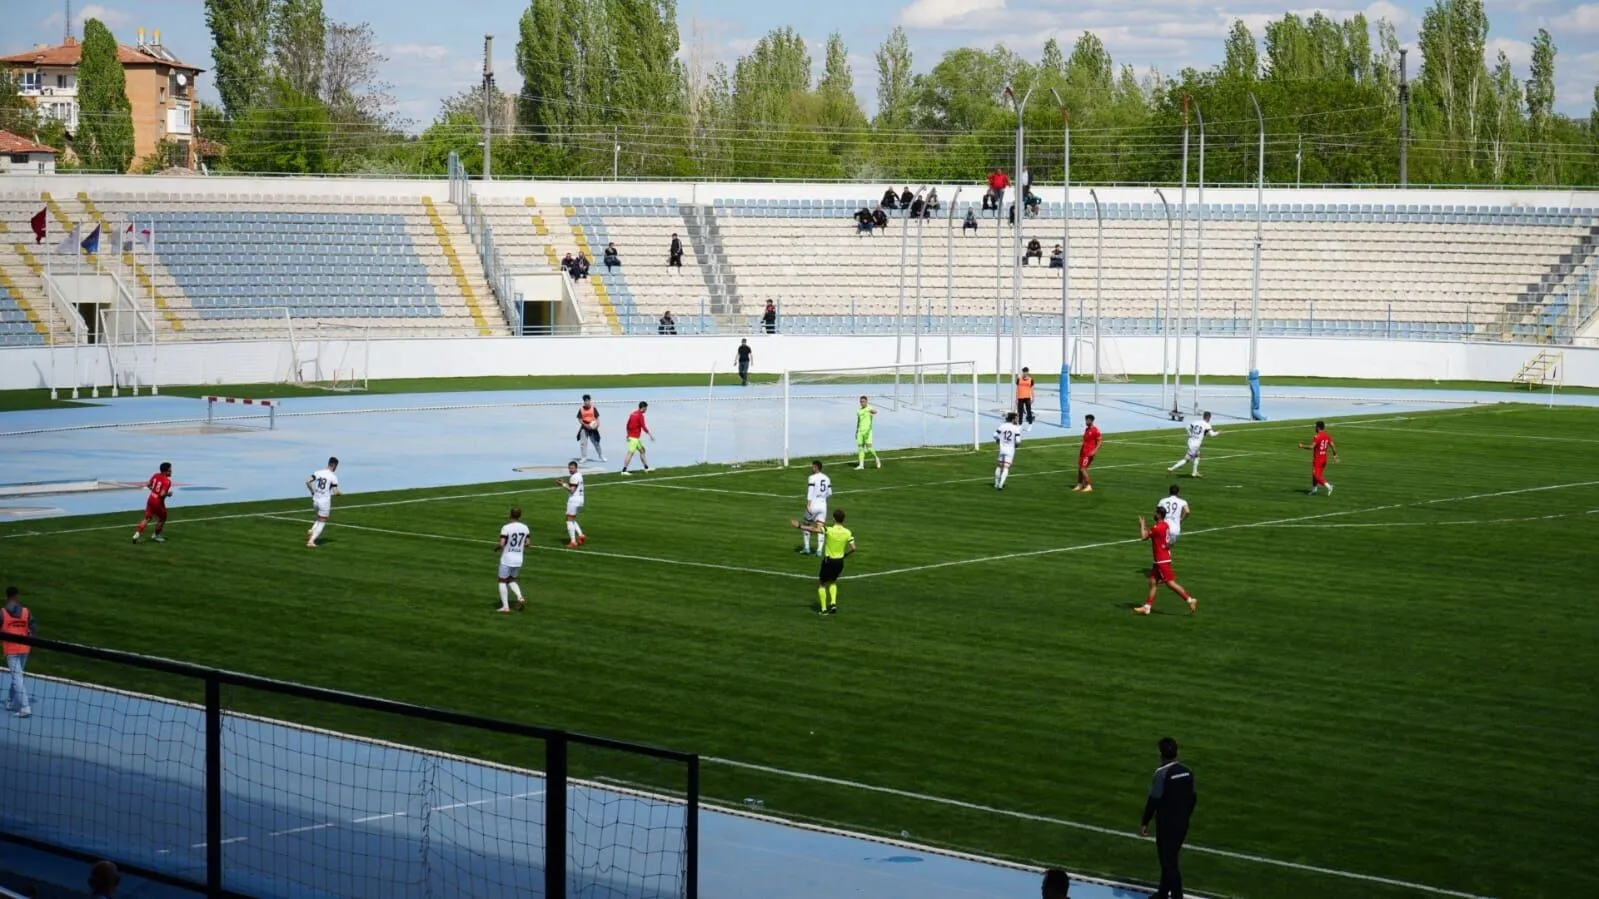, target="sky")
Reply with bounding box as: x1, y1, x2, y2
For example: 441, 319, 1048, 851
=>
3, 0, 1596, 132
